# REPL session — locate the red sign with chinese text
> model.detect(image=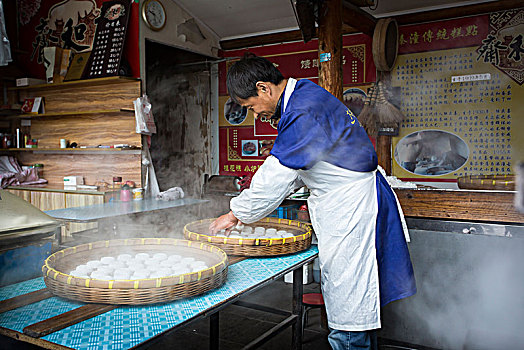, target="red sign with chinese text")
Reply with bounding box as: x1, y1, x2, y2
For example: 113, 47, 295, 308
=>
16, 0, 140, 80
218, 34, 376, 176
219, 33, 376, 95
398, 16, 489, 54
